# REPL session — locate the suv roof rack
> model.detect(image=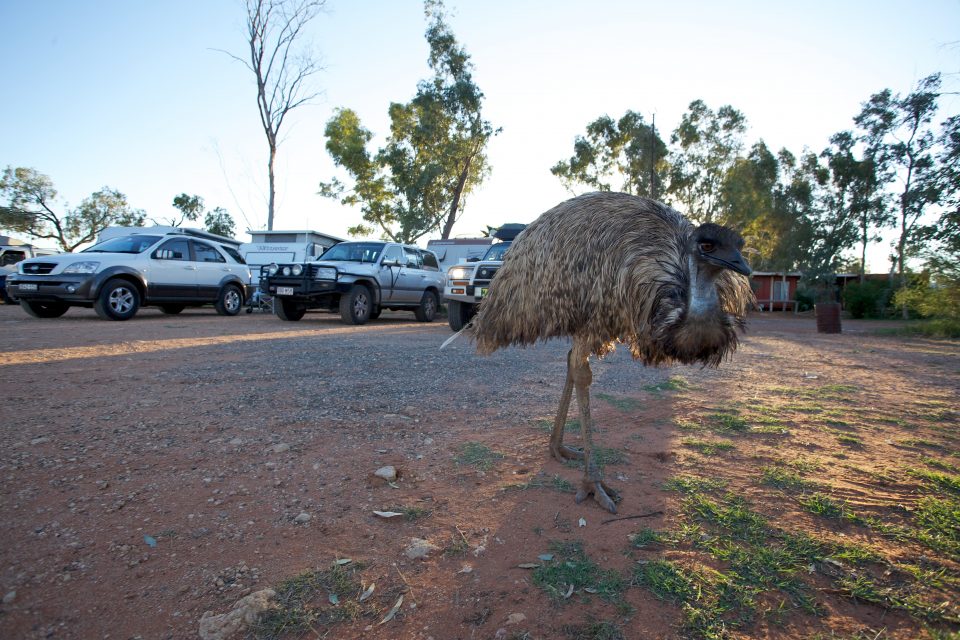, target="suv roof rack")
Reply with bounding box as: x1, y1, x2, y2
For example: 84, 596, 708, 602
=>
493, 223, 526, 241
